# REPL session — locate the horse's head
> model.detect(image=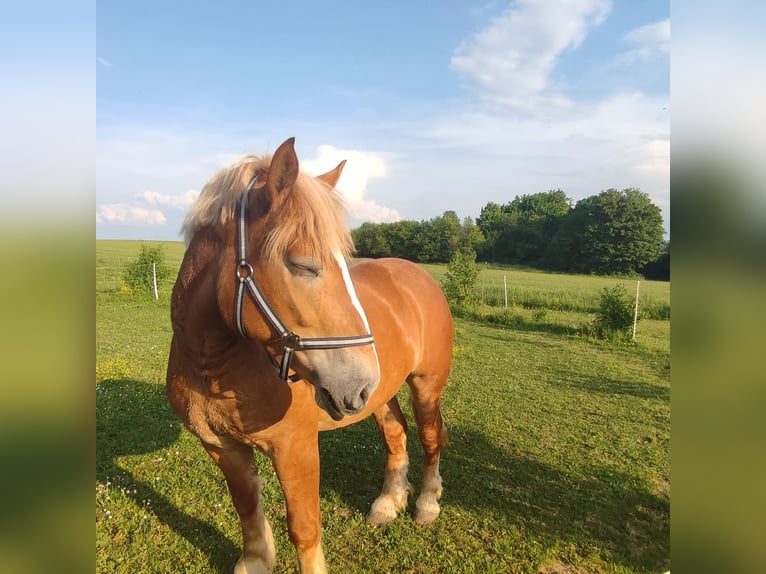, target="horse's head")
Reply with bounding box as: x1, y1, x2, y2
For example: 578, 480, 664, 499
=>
227, 138, 380, 420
